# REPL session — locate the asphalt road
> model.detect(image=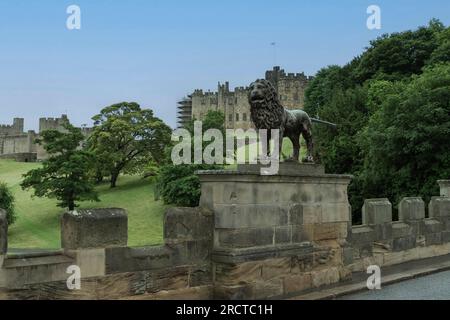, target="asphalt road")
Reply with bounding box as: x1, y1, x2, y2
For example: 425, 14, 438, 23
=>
339, 270, 450, 300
